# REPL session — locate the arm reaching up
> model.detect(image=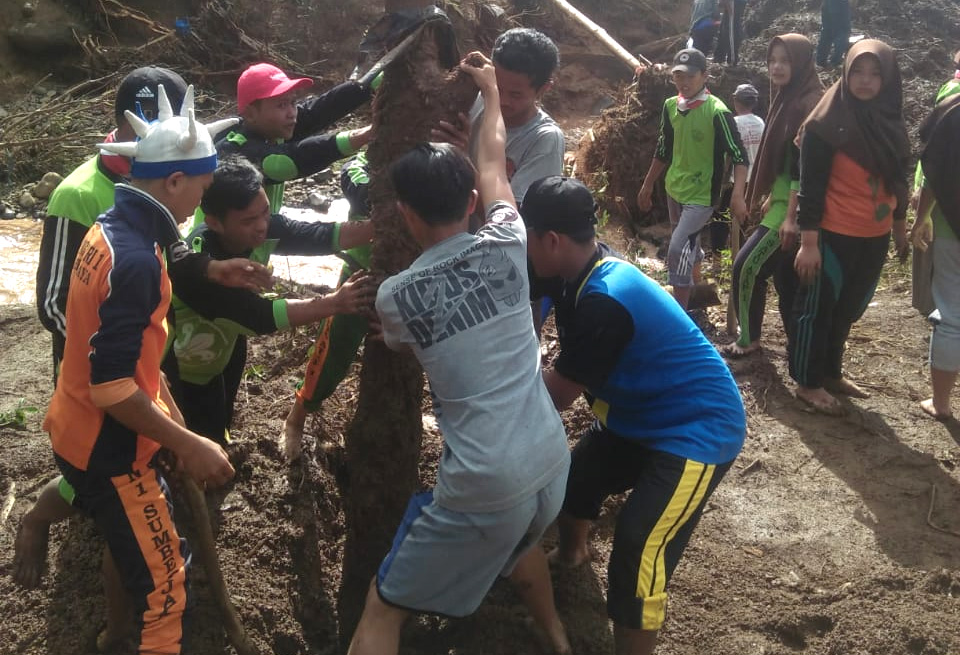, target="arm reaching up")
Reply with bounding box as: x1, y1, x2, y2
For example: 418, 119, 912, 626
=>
459, 53, 514, 210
